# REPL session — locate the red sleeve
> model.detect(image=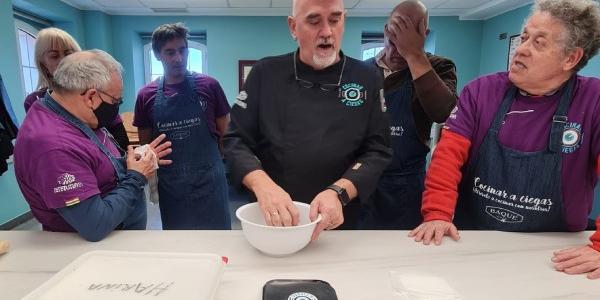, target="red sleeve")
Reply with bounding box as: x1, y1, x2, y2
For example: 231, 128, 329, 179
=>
422, 129, 471, 222
590, 216, 600, 251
